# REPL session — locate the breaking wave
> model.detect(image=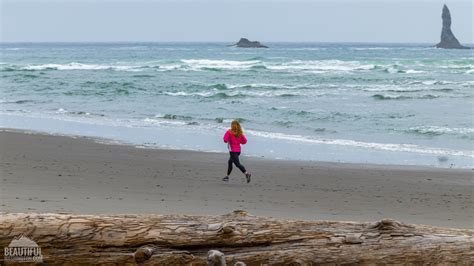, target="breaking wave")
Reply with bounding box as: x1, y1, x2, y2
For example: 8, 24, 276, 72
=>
246, 130, 473, 158
372, 94, 439, 100
0, 59, 416, 74
0, 99, 36, 104
12, 63, 143, 72
403, 126, 474, 137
